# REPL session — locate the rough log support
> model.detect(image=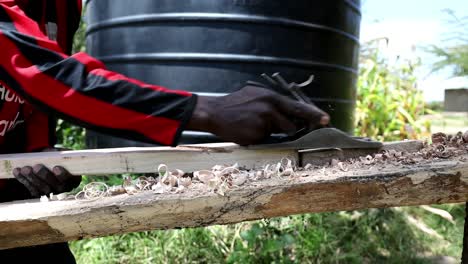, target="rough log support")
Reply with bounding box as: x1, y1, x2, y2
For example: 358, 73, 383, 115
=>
0, 154, 466, 250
